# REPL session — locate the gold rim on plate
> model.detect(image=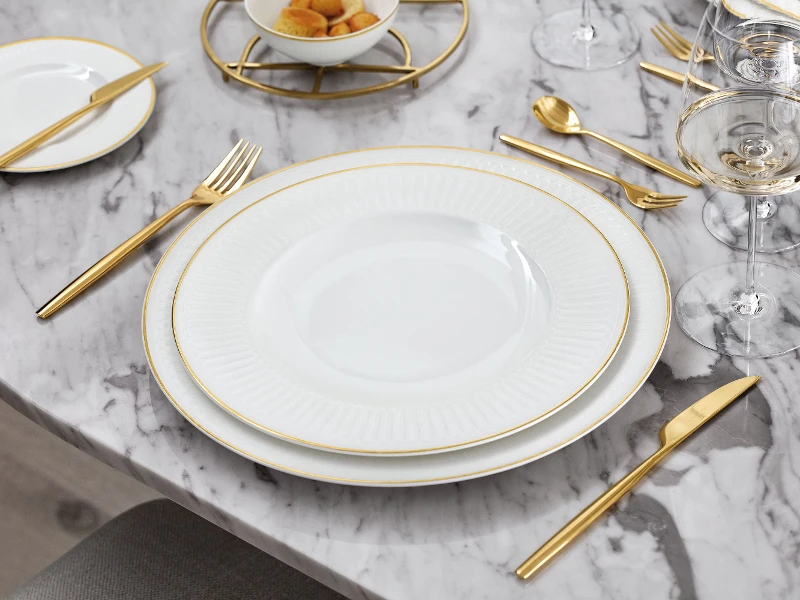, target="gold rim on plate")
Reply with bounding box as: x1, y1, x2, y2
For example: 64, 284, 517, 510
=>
720, 0, 800, 21
170, 162, 631, 455
0, 36, 156, 173
143, 146, 670, 484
